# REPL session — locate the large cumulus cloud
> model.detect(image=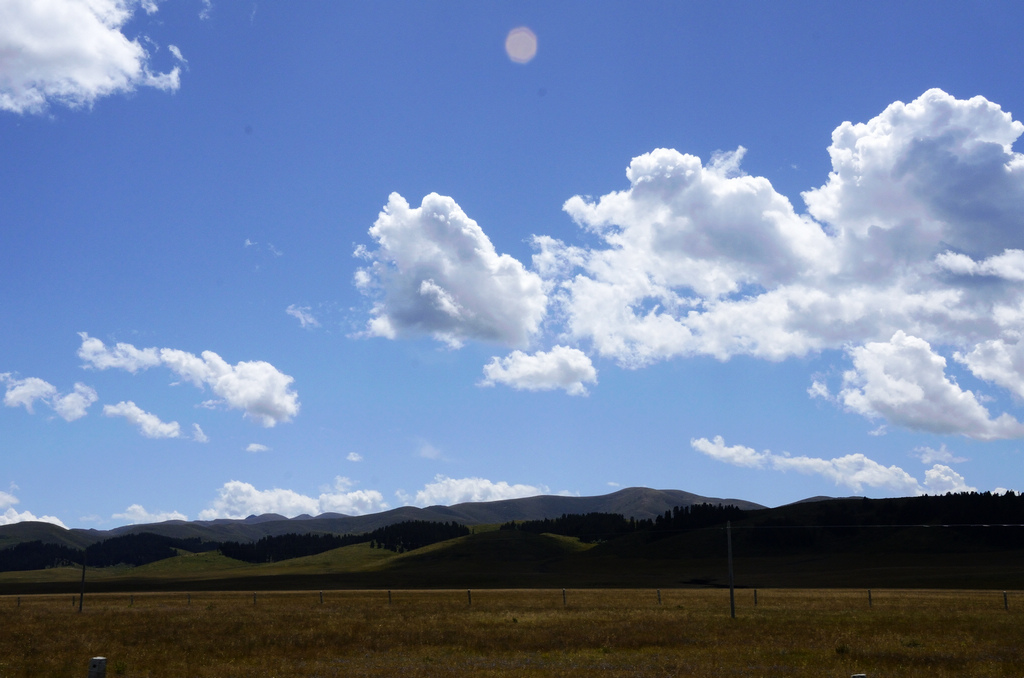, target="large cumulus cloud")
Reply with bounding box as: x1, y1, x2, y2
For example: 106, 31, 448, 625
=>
353, 90, 1024, 440
354, 192, 547, 348
553, 90, 1024, 367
